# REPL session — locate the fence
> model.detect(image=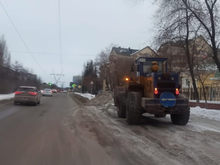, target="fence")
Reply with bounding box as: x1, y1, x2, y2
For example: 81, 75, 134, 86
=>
182, 87, 220, 101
